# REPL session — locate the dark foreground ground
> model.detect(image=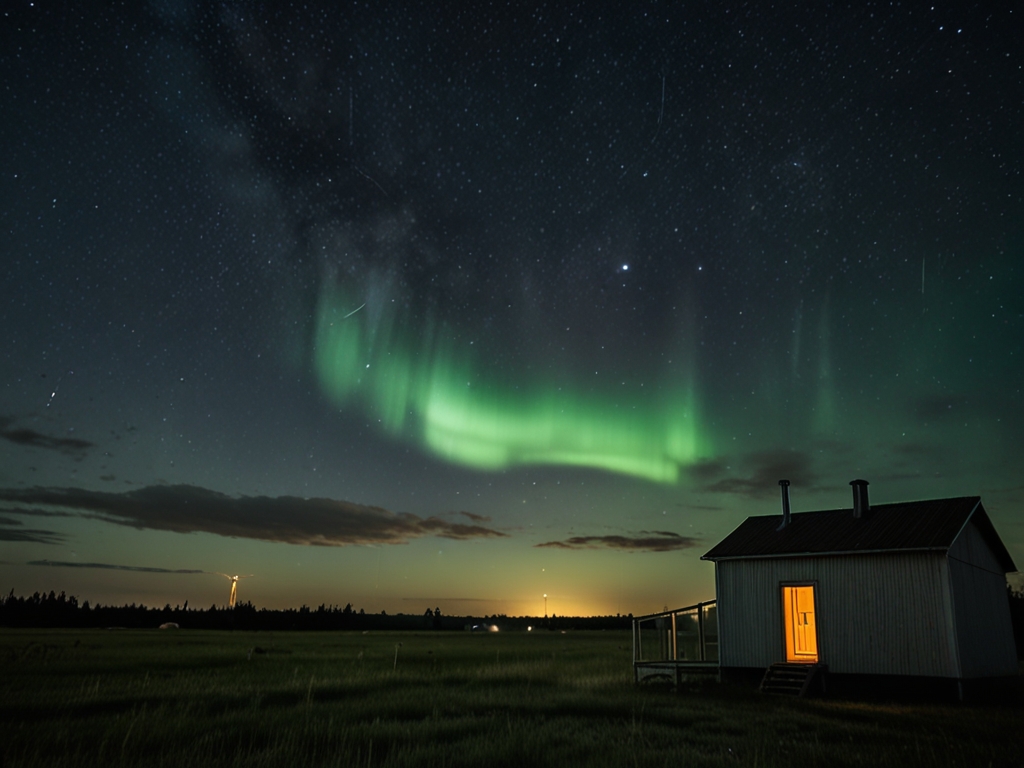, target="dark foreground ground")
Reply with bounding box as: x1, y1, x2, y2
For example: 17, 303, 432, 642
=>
2, 629, 1021, 767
